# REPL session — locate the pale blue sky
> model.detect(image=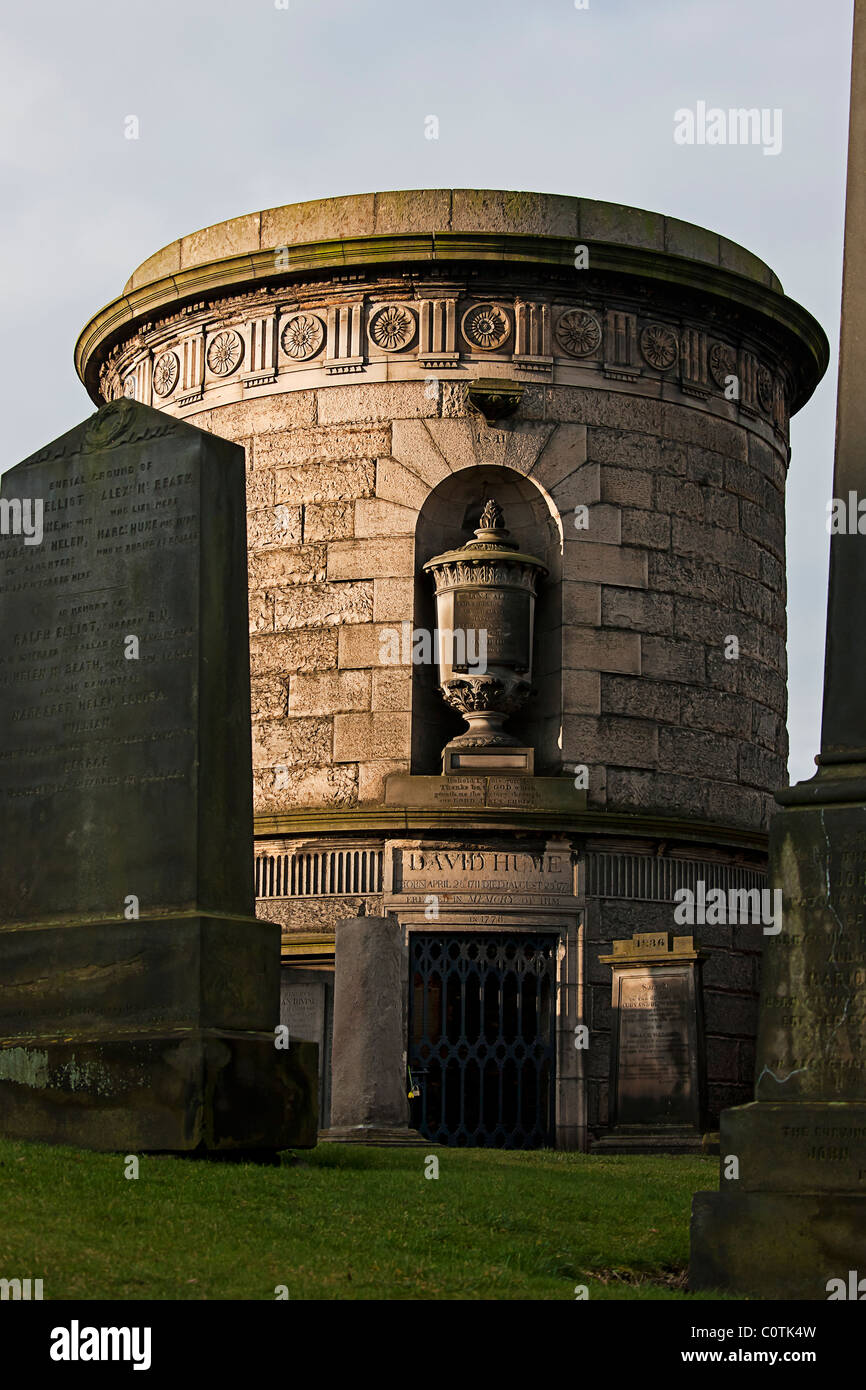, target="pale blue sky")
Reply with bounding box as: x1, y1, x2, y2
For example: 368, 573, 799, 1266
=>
0, 0, 855, 782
